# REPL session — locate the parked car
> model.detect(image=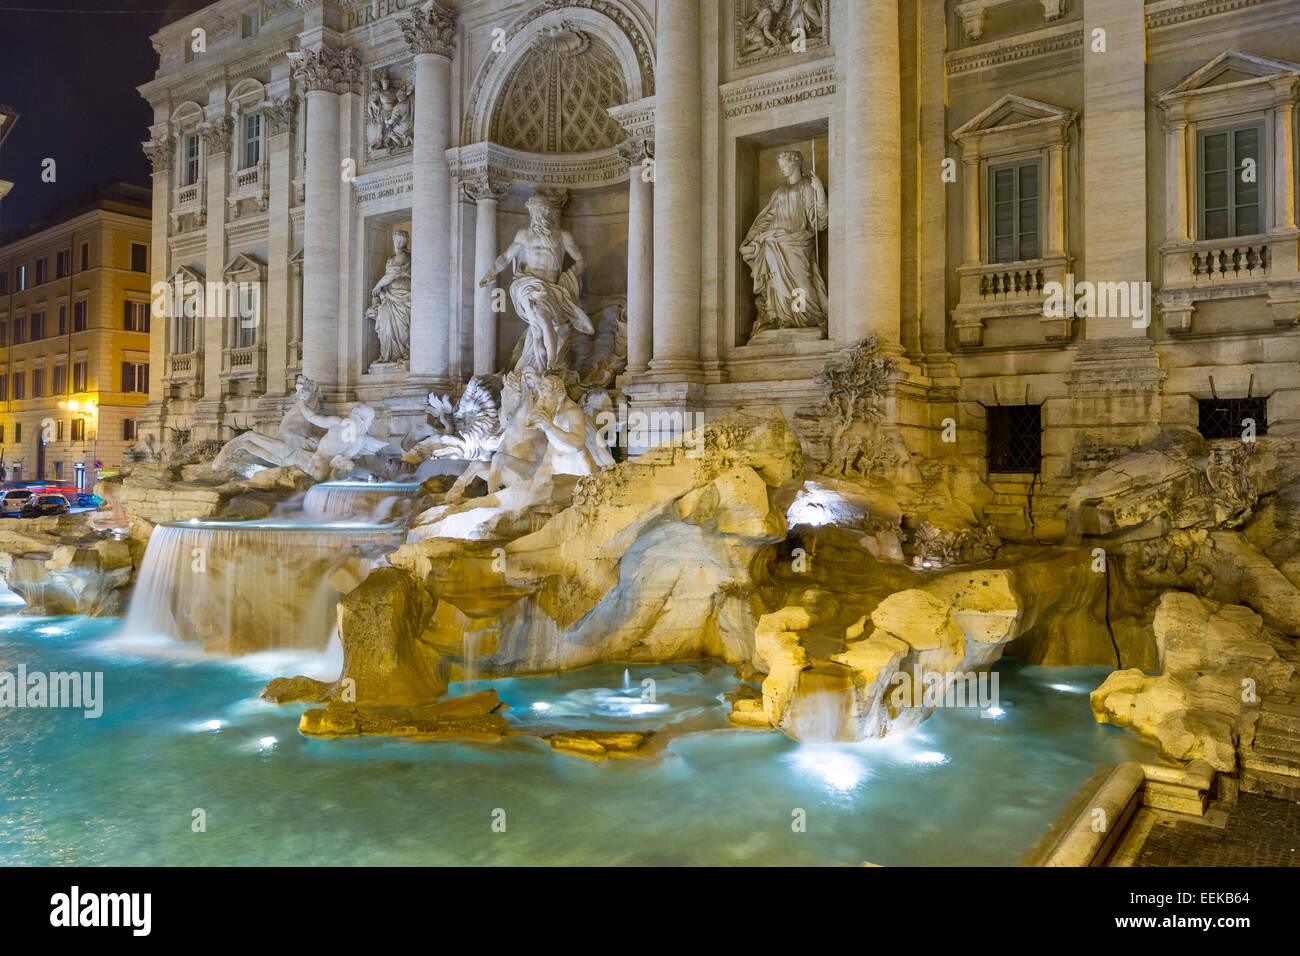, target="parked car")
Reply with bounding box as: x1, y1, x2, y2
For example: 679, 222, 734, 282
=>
0, 489, 34, 516
19, 493, 70, 518
76, 492, 104, 509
